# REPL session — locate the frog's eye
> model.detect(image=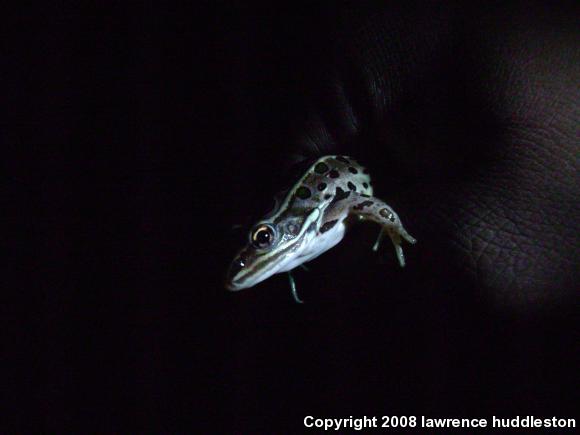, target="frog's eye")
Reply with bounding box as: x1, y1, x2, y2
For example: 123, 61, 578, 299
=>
251, 224, 275, 249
